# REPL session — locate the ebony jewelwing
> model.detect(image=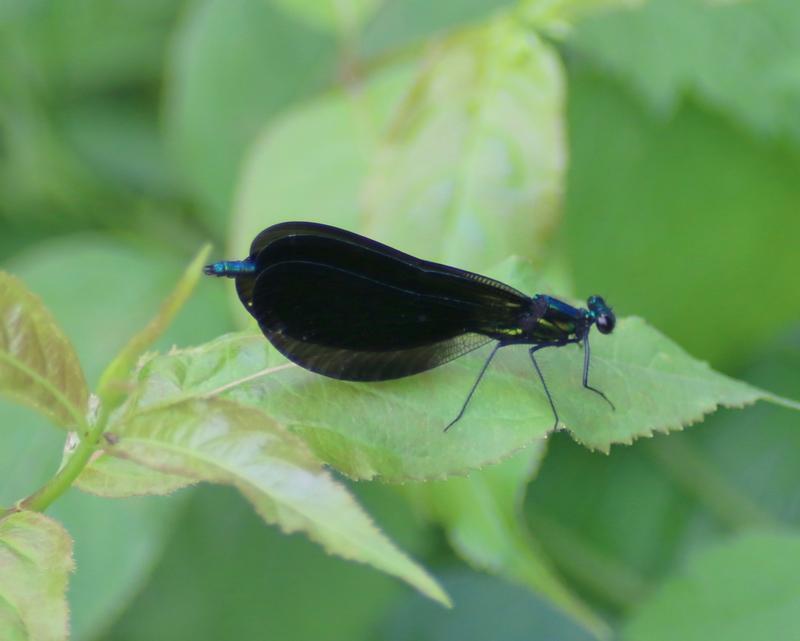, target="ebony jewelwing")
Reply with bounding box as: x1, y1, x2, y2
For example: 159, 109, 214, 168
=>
204, 222, 616, 430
